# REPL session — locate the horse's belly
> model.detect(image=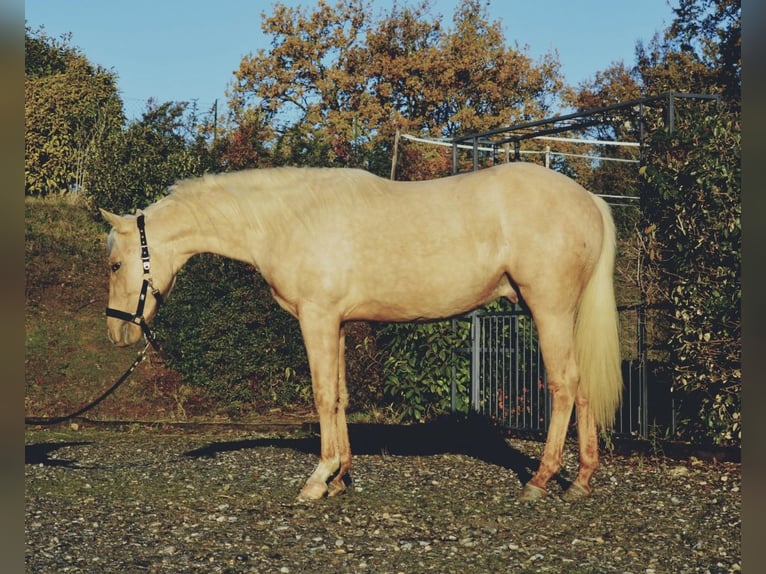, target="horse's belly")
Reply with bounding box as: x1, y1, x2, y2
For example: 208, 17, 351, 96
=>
345, 270, 515, 322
